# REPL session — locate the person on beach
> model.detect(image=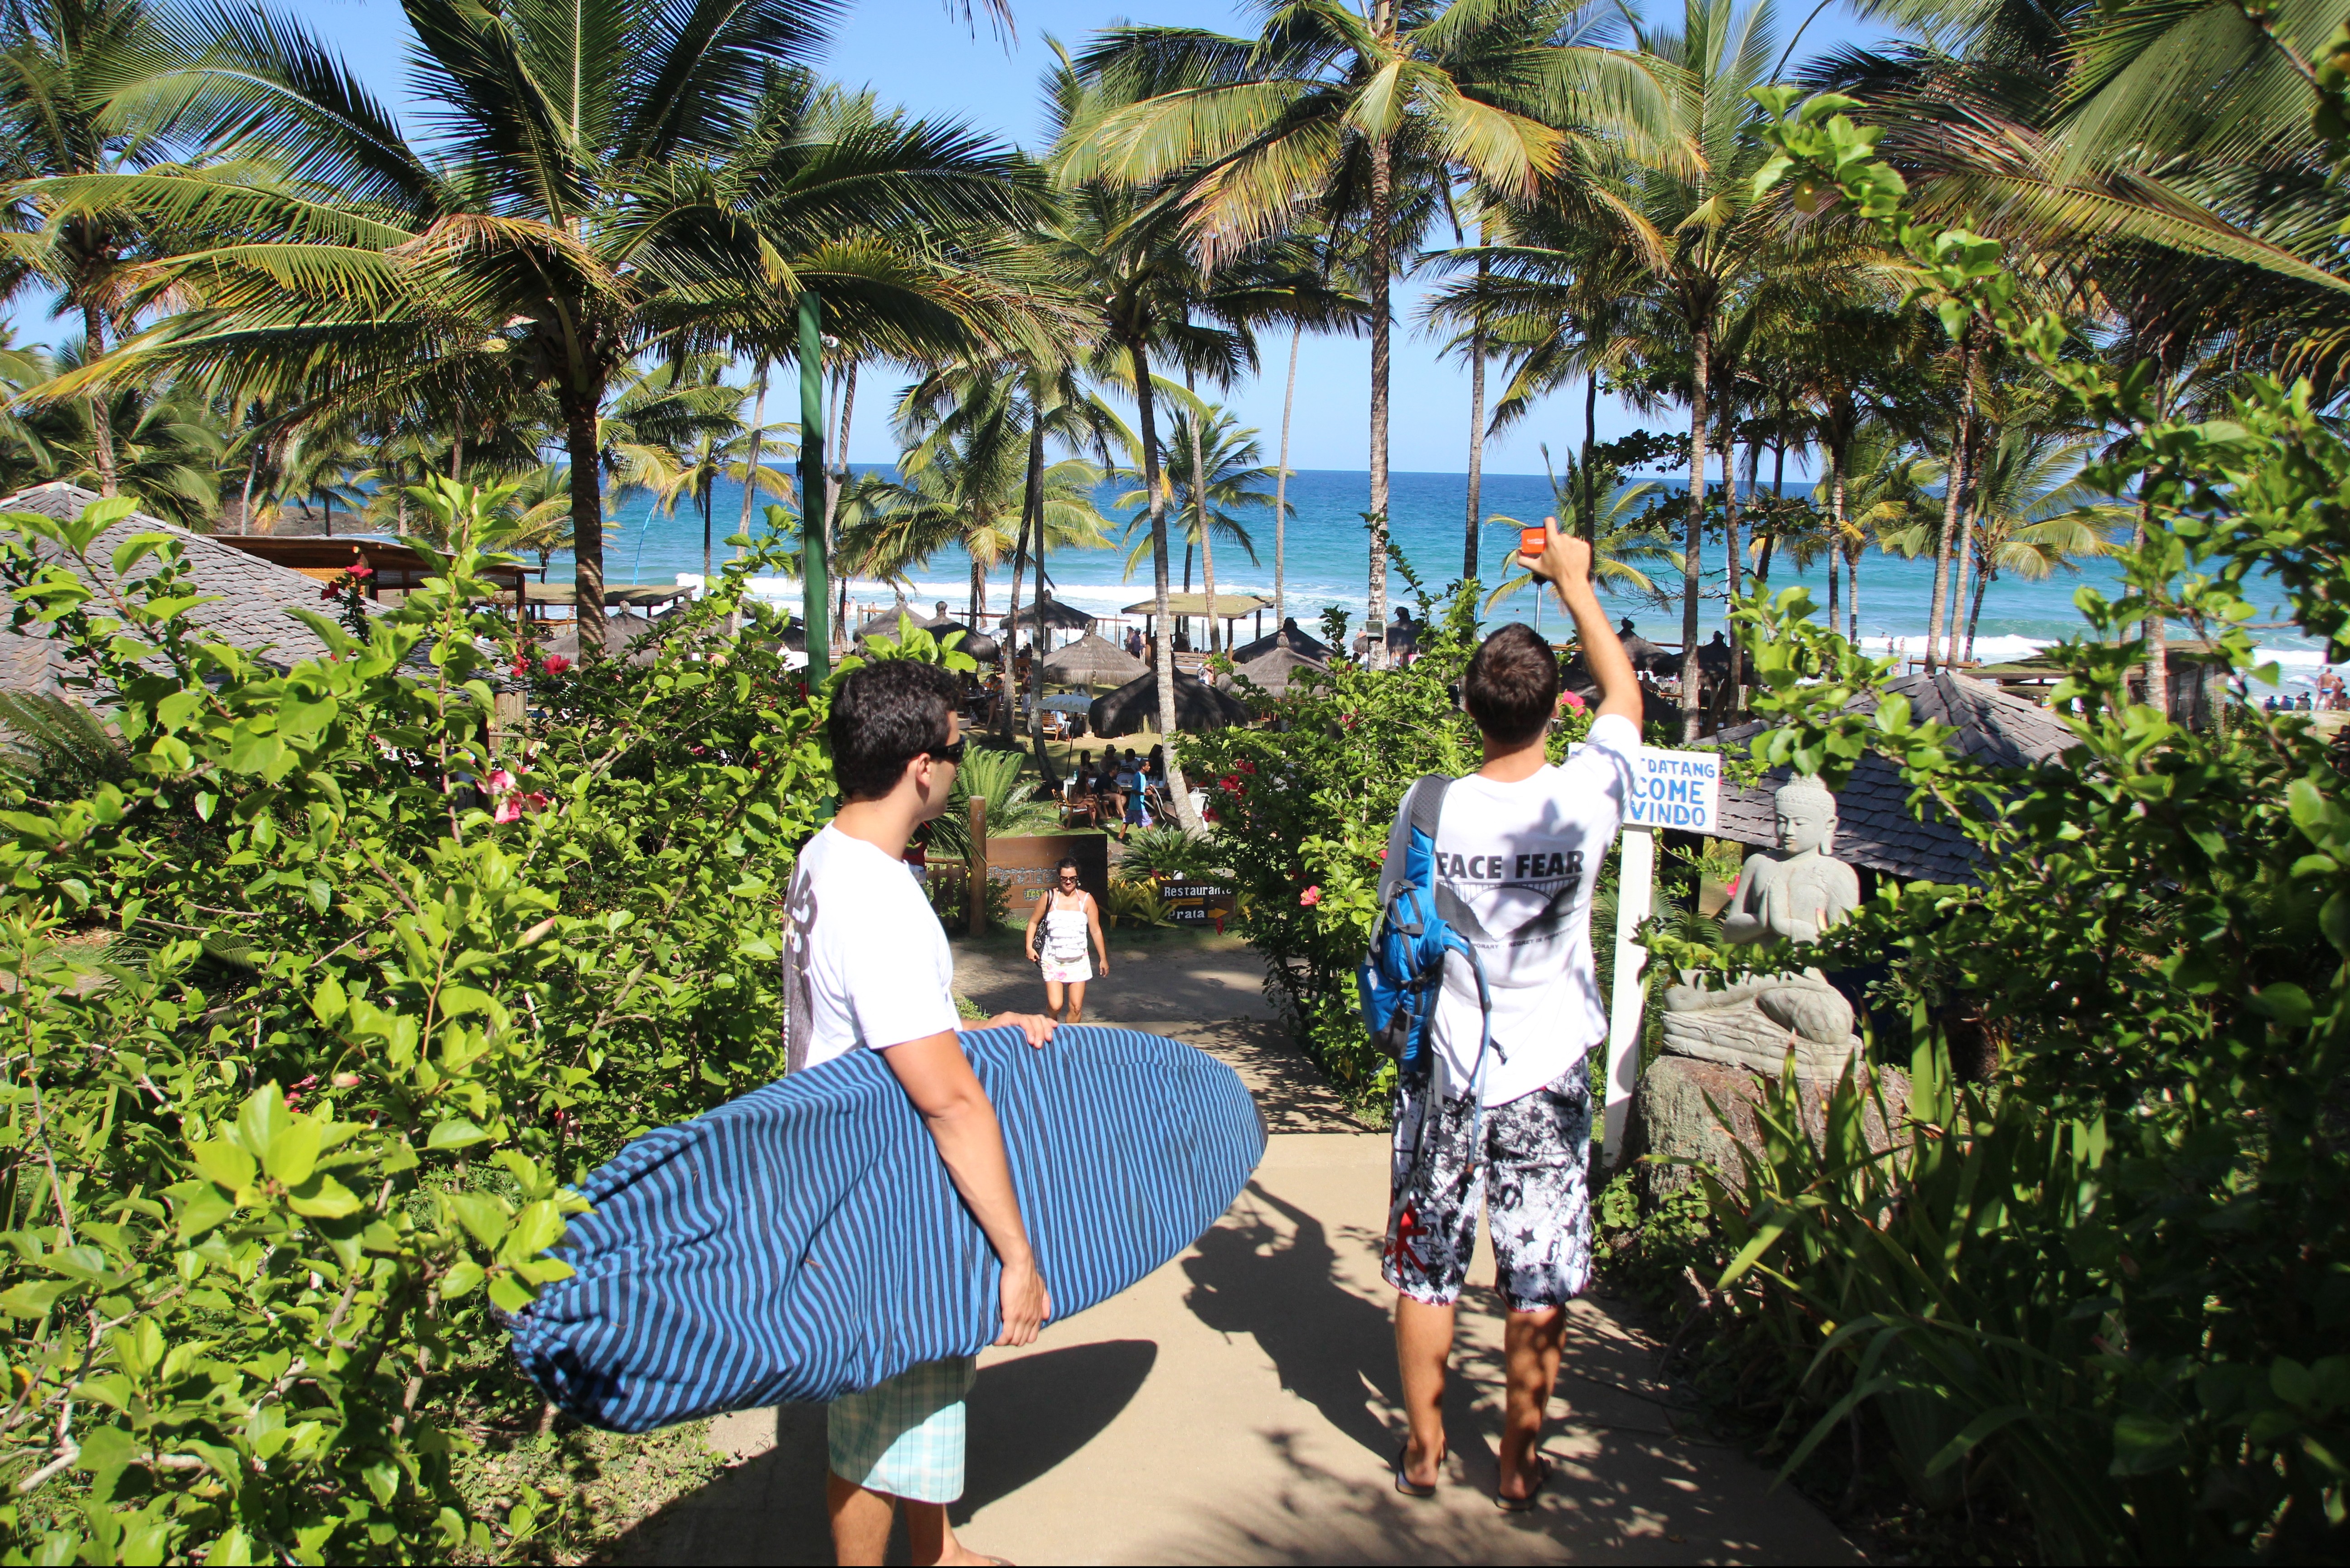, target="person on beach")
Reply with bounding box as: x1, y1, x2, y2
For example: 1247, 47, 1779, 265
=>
1024, 857, 1109, 1022
1384, 520, 1643, 1512
784, 658, 1059, 1568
